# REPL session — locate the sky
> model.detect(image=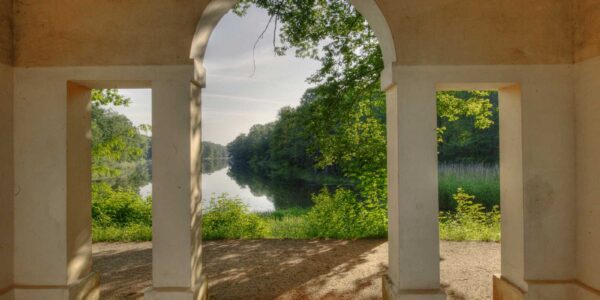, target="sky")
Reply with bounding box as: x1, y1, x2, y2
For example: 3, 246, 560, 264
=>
111, 6, 321, 145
